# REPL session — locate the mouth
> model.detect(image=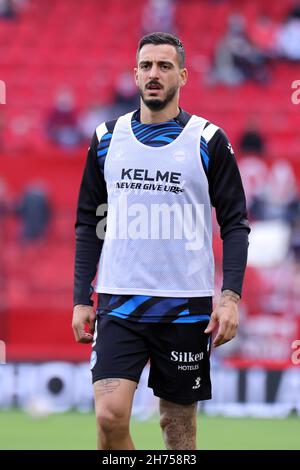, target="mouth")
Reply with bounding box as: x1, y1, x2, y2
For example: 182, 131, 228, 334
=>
146, 83, 162, 91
